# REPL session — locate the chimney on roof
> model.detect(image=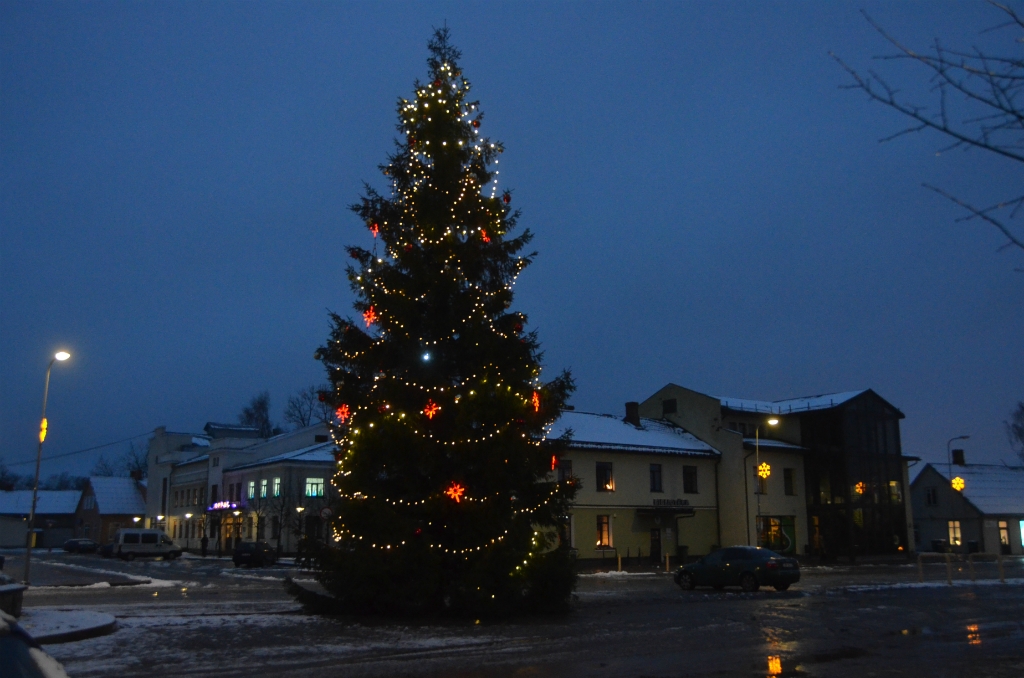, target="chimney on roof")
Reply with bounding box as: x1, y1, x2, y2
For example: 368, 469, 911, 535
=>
952, 449, 966, 466
624, 402, 640, 427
